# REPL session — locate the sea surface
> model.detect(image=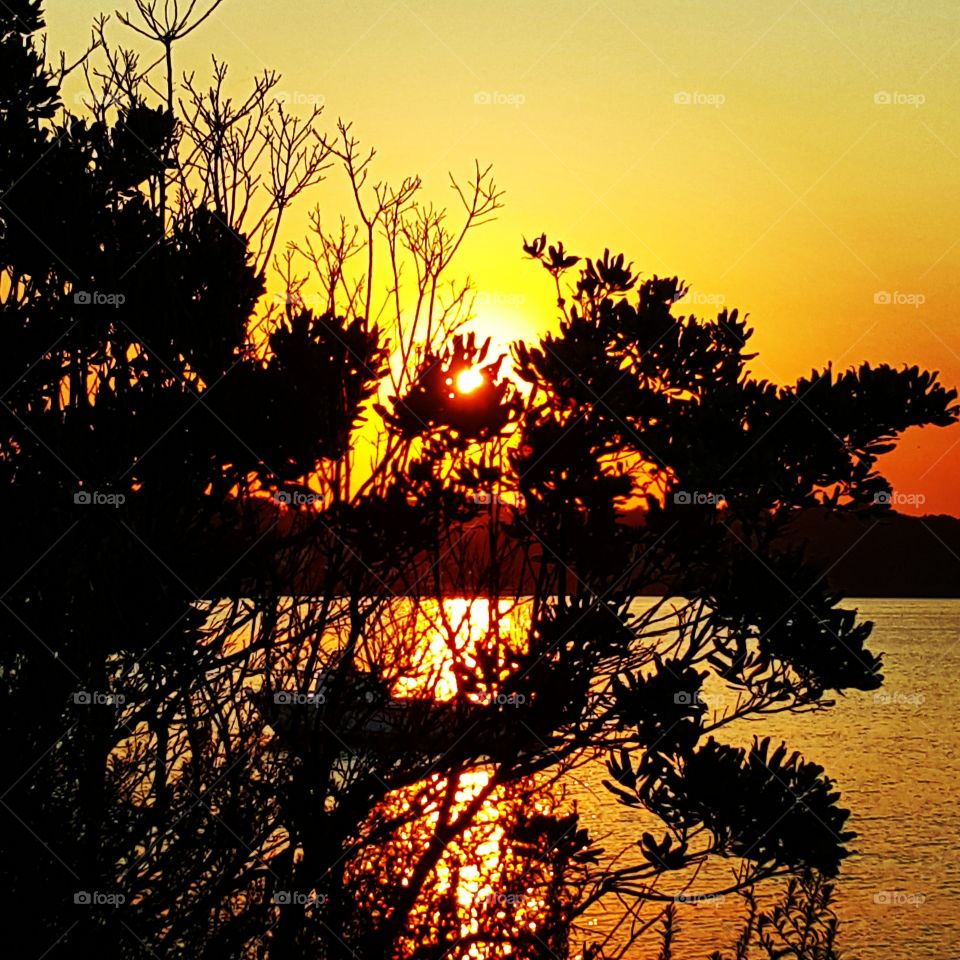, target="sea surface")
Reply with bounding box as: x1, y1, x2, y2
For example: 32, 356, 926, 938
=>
566, 598, 960, 959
